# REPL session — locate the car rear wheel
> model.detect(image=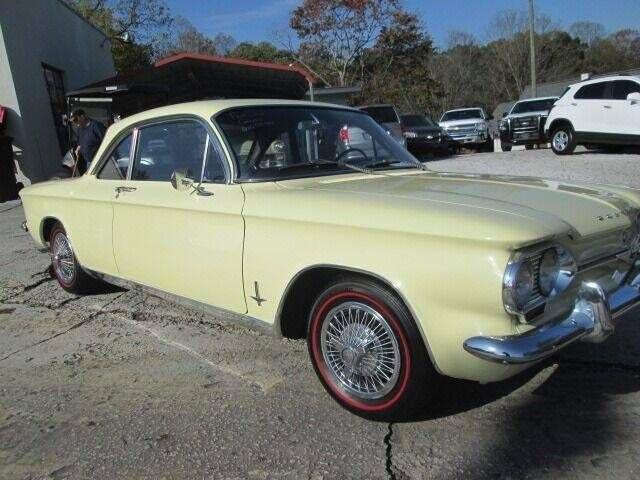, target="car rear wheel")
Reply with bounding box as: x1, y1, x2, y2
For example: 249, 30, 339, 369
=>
49, 222, 101, 294
551, 125, 576, 155
501, 141, 512, 152
307, 278, 438, 419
